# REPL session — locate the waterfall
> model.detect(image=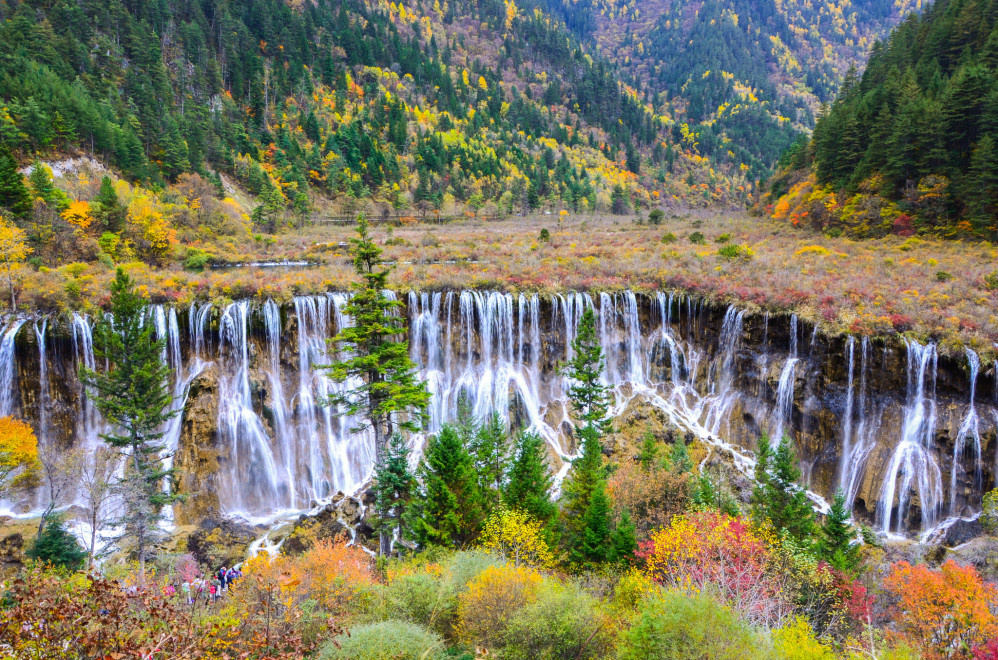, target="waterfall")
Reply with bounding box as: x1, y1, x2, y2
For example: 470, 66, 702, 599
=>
71, 313, 101, 452
32, 320, 49, 448
789, 314, 798, 358
217, 301, 283, 516
877, 339, 944, 533
264, 299, 297, 508
950, 348, 982, 515
0, 319, 26, 416
771, 357, 799, 442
